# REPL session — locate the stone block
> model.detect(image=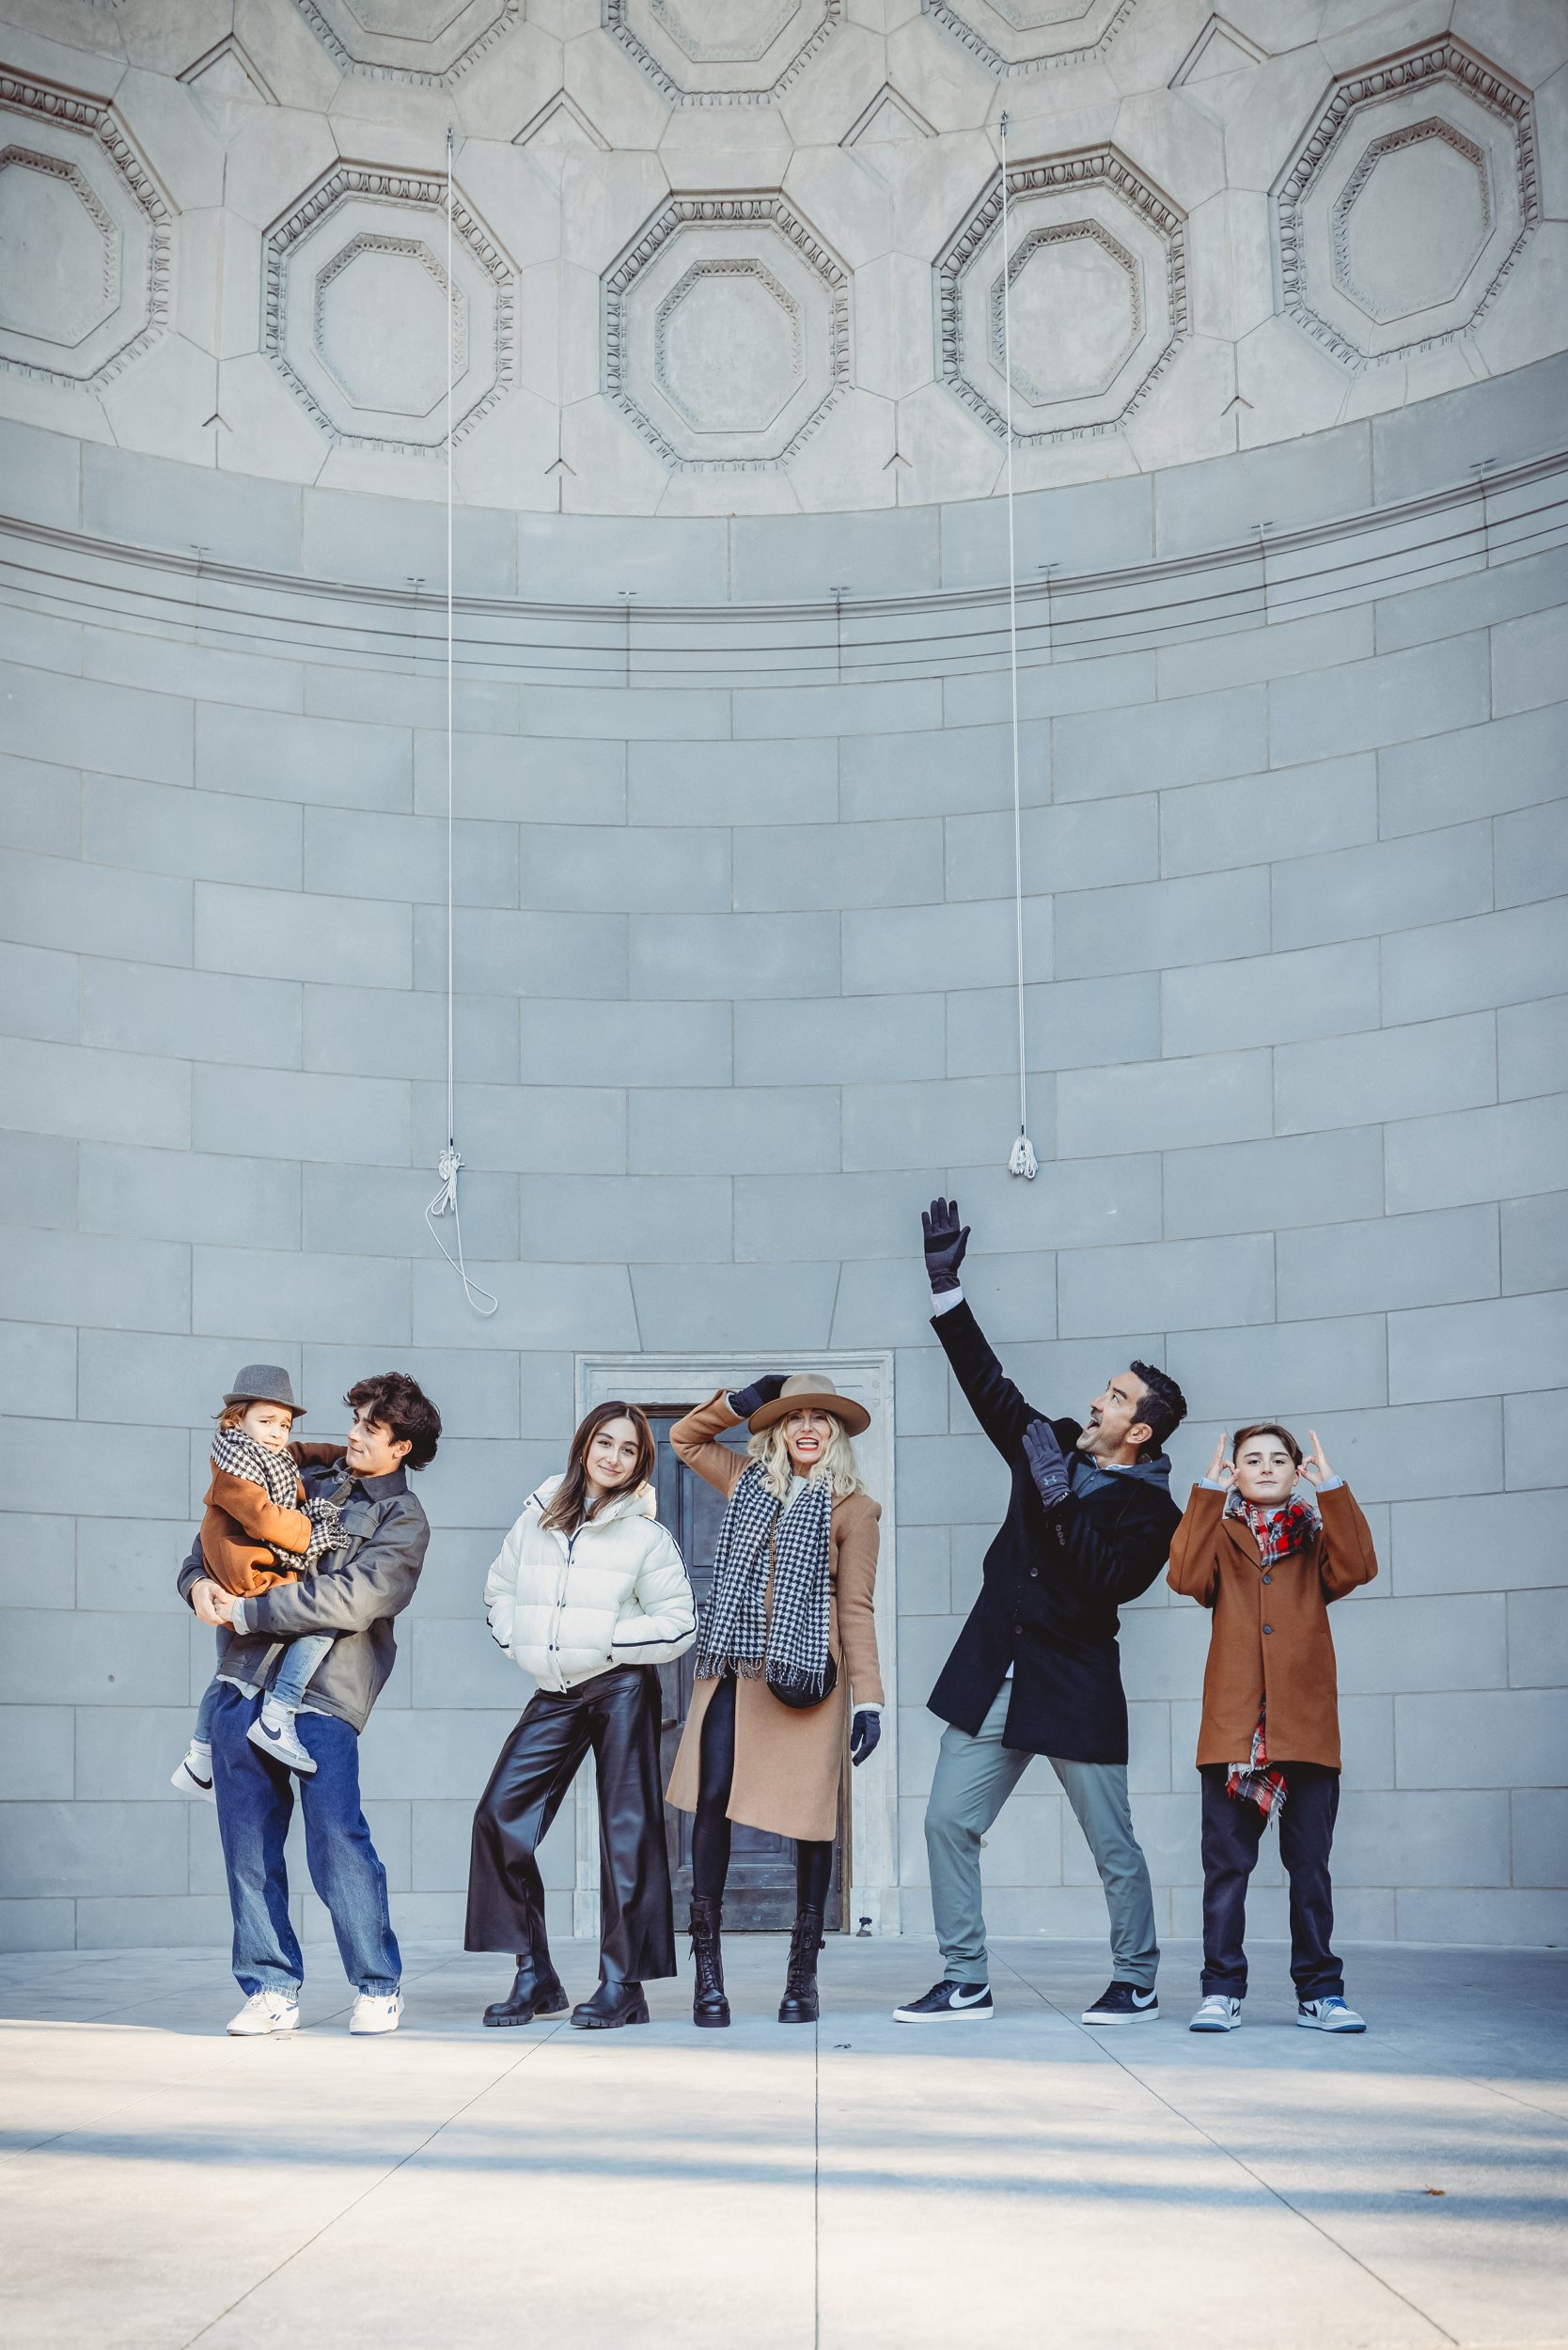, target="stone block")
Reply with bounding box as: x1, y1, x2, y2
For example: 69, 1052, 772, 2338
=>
0, 1801, 187, 1899
396, 1531, 510, 1626
1273, 825, 1493, 952
1054, 685, 1268, 801
1058, 870, 1272, 979
413, 729, 626, 826
737, 817, 945, 912
75, 1518, 193, 1613
0, 416, 79, 531
839, 722, 1020, 822
1278, 1013, 1497, 1137
895, 1432, 1007, 1528
1119, 1606, 1213, 1704
195, 882, 412, 990
1508, 1587, 1568, 1692
735, 1171, 919, 1264
409, 1617, 529, 1711
959, 1252, 1059, 1348
1494, 605, 1568, 719
82, 443, 301, 573
1270, 634, 1490, 762
71, 1894, 240, 1949
0, 1323, 76, 1422
196, 703, 412, 813
631, 910, 839, 1002
0, 942, 76, 1043
1154, 424, 1371, 559
840, 1074, 1027, 1175
72, 1706, 205, 1801
945, 974, 1162, 1078
516, 512, 729, 606
830, 1259, 964, 1353
896, 1526, 951, 1616
733, 678, 945, 741
0, 752, 80, 858
1494, 779, 1568, 908
302, 489, 515, 599
1331, 1790, 1510, 1888
524, 824, 731, 915
628, 736, 835, 828
193, 1065, 411, 1168
1395, 1689, 1567, 1788
355, 1704, 525, 1803
736, 993, 942, 1088
520, 686, 731, 744
304, 983, 517, 1085
1165, 1314, 1388, 1419
1378, 700, 1567, 835
946, 800, 1159, 901
1339, 1693, 1395, 1788
948, 1155, 1165, 1257
940, 475, 1153, 591
81, 629, 305, 721
1, 1226, 190, 1336
1, 849, 193, 966
517, 1172, 731, 1263
1512, 1790, 1568, 1888
1, 1036, 194, 1154
418, 906, 630, 1003
1159, 751, 1377, 877
1278, 1205, 1499, 1321
80, 961, 304, 1073
1392, 1490, 1567, 1598
896, 1610, 967, 1699
0, 658, 193, 789
78, 1142, 299, 1250
1370, 352, 1568, 505
842, 896, 1051, 996
1335, 1592, 1506, 1695
1385, 901, 1568, 1024
0, 1515, 72, 1611
1502, 1191, 1568, 1295
520, 997, 730, 1089
731, 507, 940, 602
628, 1262, 840, 1355
412, 1080, 627, 1177
628, 1086, 838, 1176
1396, 1888, 1568, 1942
0, 1607, 188, 1707
303, 807, 518, 911
1166, 940, 1380, 1057
1503, 1389, 1568, 1491
1155, 606, 1374, 699
1498, 996, 1568, 1104
1307, 1400, 1502, 1503
304, 1162, 516, 1261
1060, 1234, 1272, 1340
82, 774, 303, 889
1058, 1050, 1273, 1158
0, 1130, 76, 1230
193, 1246, 411, 1348
77, 1330, 296, 1432
1163, 1127, 1384, 1240
0, 1709, 73, 1802
1389, 1292, 1568, 1406
413, 1261, 639, 1354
